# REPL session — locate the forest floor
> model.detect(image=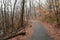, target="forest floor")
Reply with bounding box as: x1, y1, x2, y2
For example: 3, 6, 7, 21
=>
30, 20, 53, 40
9, 21, 34, 40
36, 19, 60, 40
8, 17, 60, 40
